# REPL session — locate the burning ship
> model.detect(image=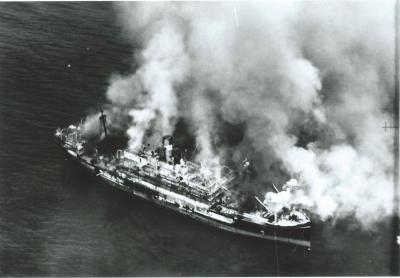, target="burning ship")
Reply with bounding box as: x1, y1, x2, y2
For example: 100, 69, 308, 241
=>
54, 111, 311, 247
